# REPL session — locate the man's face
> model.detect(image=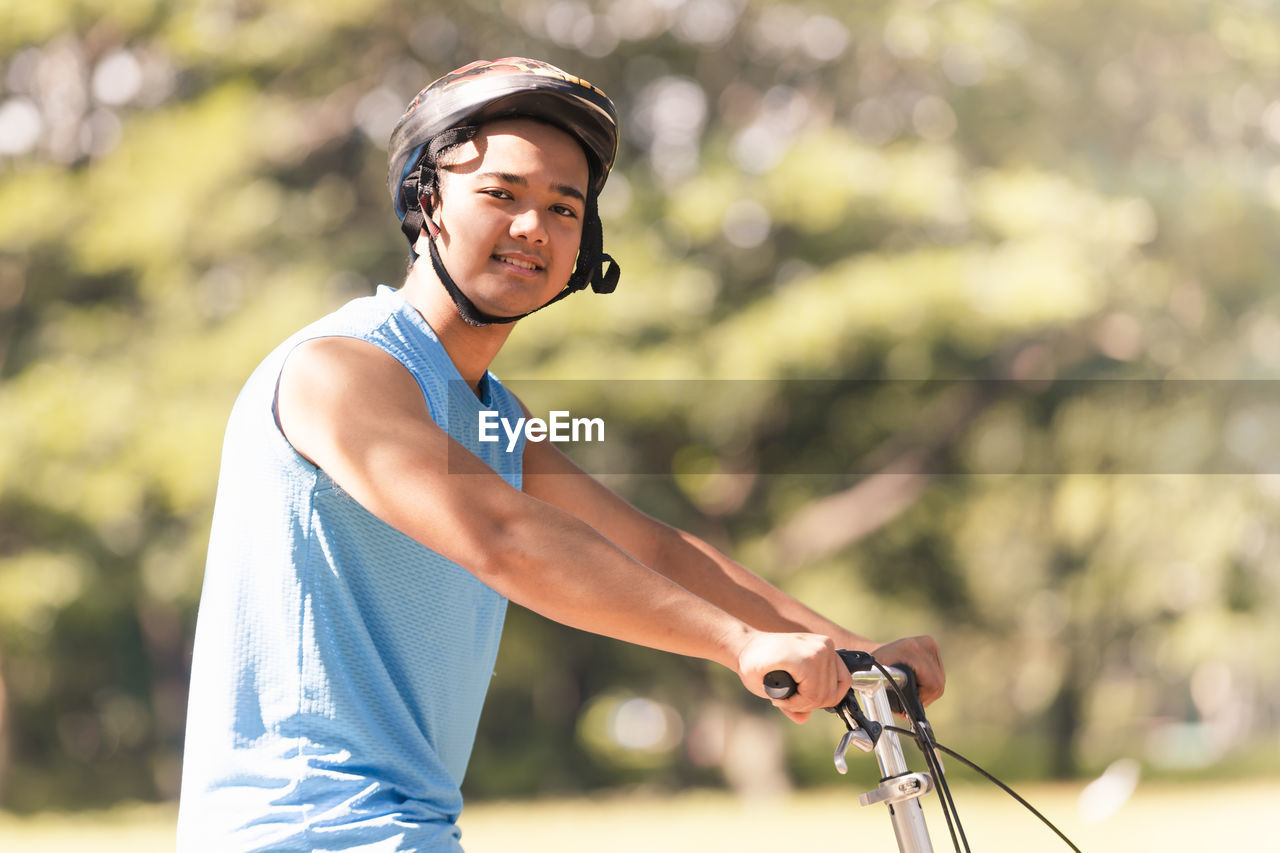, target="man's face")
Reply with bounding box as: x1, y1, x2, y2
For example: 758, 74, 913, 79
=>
428, 118, 589, 318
